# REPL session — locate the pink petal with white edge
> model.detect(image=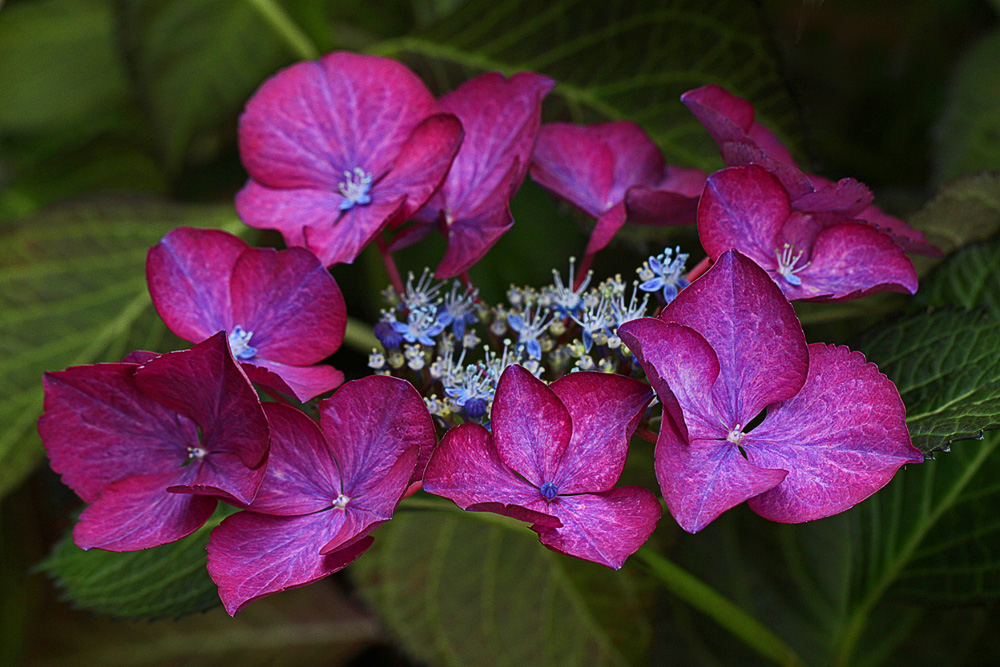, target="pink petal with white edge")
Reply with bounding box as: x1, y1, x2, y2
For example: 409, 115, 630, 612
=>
662, 250, 809, 430
303, 196, 406, 267
134, 333, 269, 503
242, 359, 344, 403
74, 470, 216, 551
425, 72, 553, 217
207, 510, 372, 616
423, 422, 546, 510
698, 165, 790, 267
40, 363, 198, 502
320, 375, 434, 490
433, 160, 518, 278
234, 180, 340, 248
245, 404, 340, 516
229, 246, 346, 365
146, 227, 246, 343
789, 222, 918, 302
654, 417, 787, 534
618, 319, 726, 440
380, 113, 465, 223
548, 371, 652, 494
744, 344, 923, 523
239, 52, 436, 190
533, 487, 661, 569
492, 365, 573, 487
